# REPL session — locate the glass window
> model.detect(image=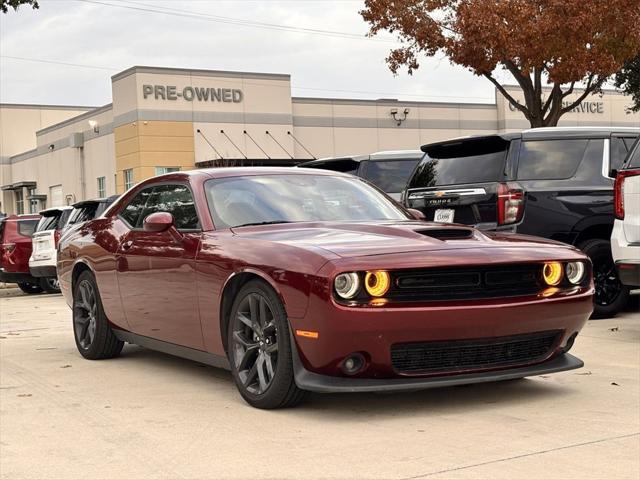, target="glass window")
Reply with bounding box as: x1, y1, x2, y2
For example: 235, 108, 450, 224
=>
14, 190, 24, 215
361, 159, 420, 193
155, 167, 180, 176
140, 184, 200, 230
623, 137, 638, 151
119, 187, 155, 228
17, 219, 38, 237
409, 138, 508, 188
97, 177, 106, 198
205, 174, 409, 229
36, 213, 61, 232
517, 139, 589, 180
610, 137, 629, 174
28, 188, 38, 214
124, 169, 134, 191
49, 185, 63, 207
627, 142, 640, 169
67, 204, 98, 227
